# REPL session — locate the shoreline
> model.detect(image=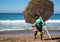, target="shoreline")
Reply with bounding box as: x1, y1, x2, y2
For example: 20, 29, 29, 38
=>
0, 29, 60, 36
